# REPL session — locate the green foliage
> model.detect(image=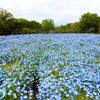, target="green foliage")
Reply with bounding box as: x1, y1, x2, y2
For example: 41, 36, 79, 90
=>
66, 23, 72, 33
56, 24, 72, 33
12, 18, 42, 34
0, 8, 14, 34
95, 57, 100, 64
51, 69, 60, 79
29, 20, 42, 32
0, 19, 5, 34
88, 27, 96, 33
80, 12, 99, 33
98, 23, 100, 33
71, 22, 81, 33
55, 12, 100, 34
21, 28, 33, 33
42, 19, 55, 33
0, 8, 13, 22
75, 89, 95, 100
56, 25, 67, 33
0, 8, 100, 34
12, 18, 29, 33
